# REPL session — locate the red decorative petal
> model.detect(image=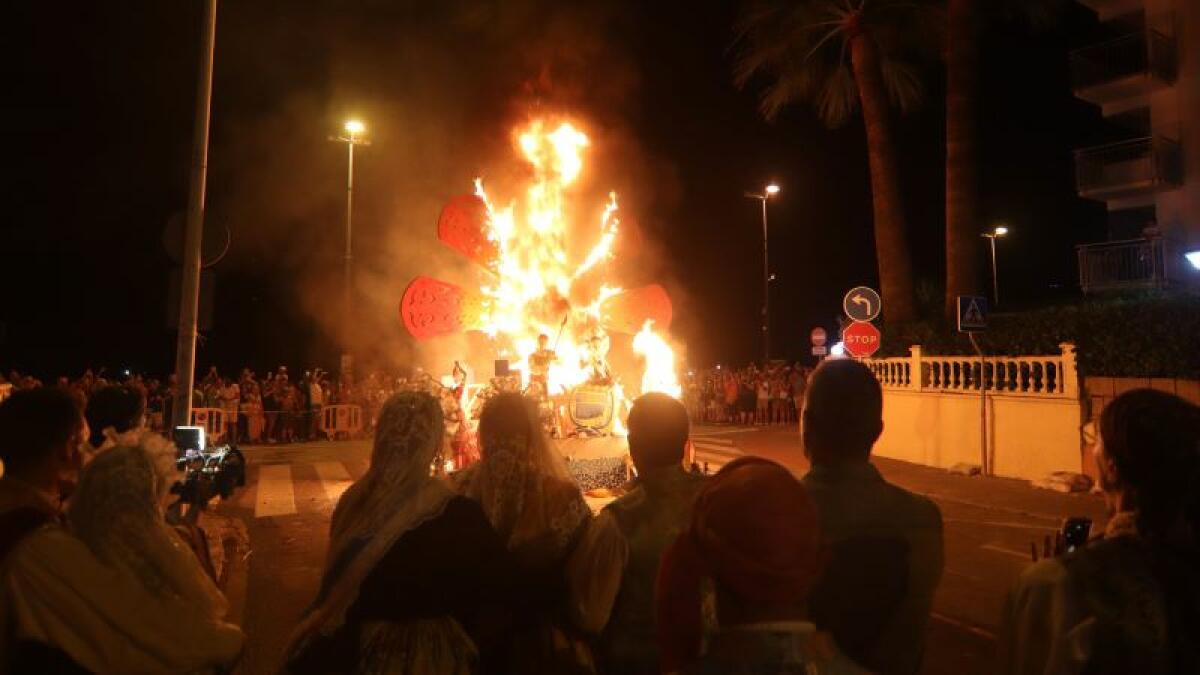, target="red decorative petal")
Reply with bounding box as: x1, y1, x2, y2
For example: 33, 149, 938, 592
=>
437, 194, 497, 269
600, 284, 673, 335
